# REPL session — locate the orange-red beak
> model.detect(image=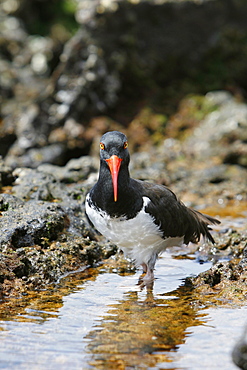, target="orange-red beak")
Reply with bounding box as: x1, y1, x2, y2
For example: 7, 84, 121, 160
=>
105, 155, 123, 202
